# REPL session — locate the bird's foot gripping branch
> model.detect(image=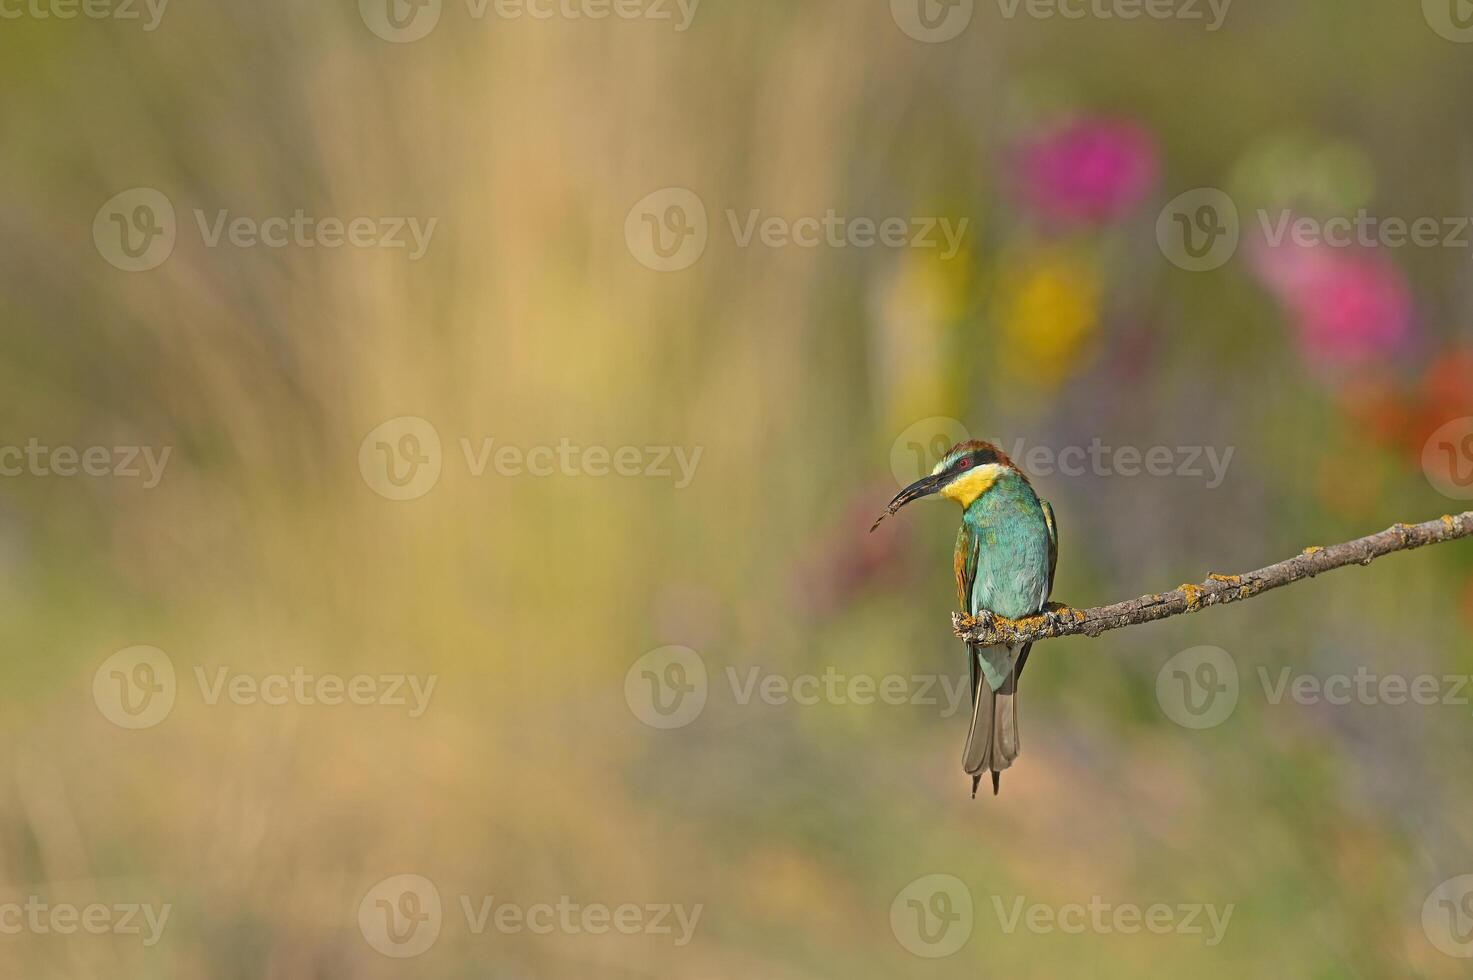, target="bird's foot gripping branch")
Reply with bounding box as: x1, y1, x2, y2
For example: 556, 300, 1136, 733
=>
954, 512, 1473, 648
